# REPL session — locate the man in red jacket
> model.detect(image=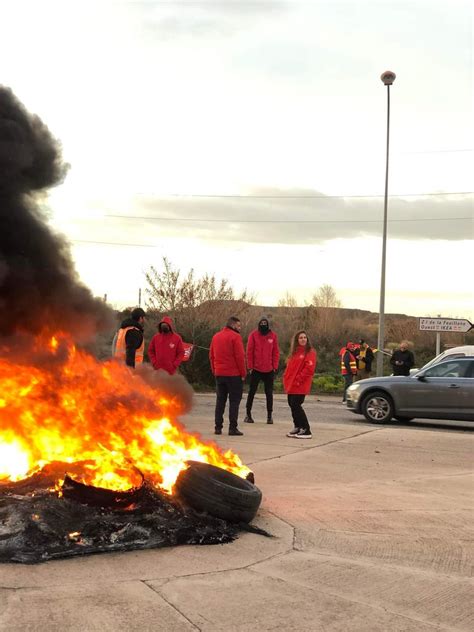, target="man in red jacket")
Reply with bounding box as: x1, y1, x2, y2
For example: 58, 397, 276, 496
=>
209, 316, 246, 436
148, 316, 185, 375
244, 317, 280, 424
